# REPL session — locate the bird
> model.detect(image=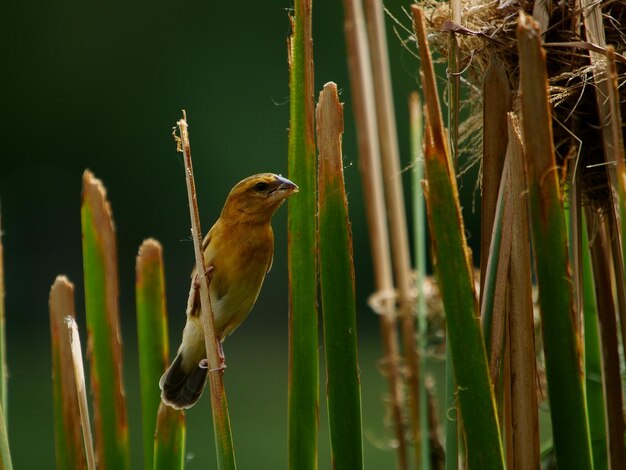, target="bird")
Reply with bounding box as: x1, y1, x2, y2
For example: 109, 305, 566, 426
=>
160, 173, 298, 409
